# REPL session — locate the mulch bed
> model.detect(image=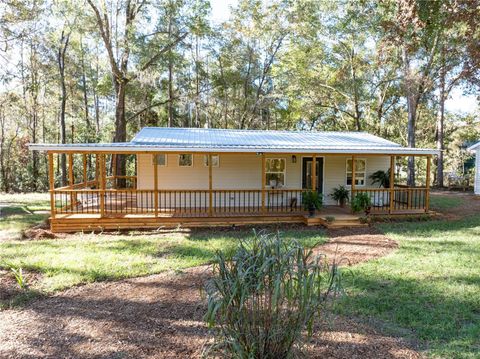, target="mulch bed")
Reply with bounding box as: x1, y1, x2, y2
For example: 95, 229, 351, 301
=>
0, 270, 42, 306
0, 227, 422, 359
315, 227, 398, 266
